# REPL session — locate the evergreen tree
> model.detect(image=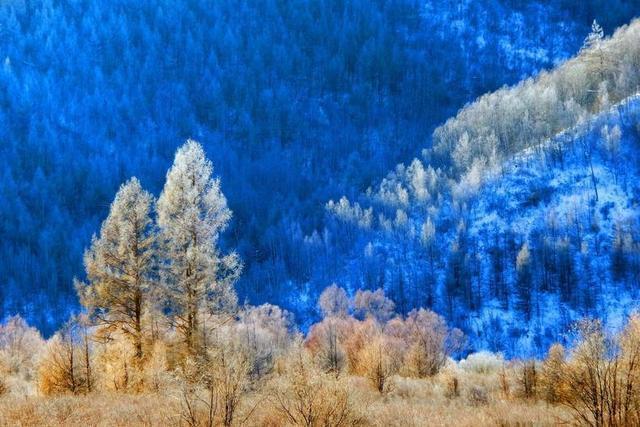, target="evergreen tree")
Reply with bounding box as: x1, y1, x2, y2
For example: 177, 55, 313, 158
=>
611, 223, 627, 282
157, 140, 240, 353
516, 243, 533, 321
557, 238, 577, 305
77, 178, 155, 359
